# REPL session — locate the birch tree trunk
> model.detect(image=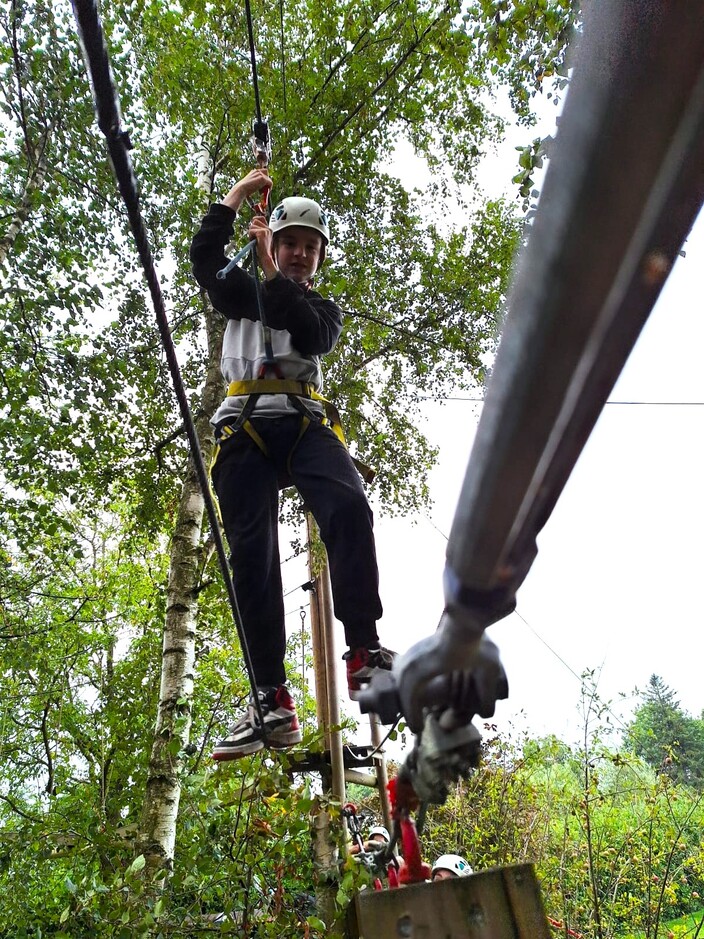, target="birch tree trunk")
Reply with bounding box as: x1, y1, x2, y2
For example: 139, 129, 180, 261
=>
139, 148, 226, 866
0, 136, 49, 266
139, 299, 225, 867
